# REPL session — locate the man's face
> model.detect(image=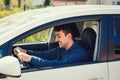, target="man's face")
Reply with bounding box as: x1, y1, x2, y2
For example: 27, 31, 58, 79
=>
55, 30, 69, 48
